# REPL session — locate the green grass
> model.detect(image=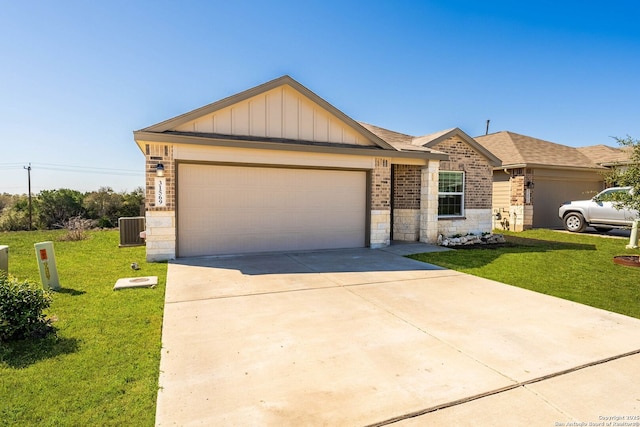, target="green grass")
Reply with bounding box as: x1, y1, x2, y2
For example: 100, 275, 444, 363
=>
3, 228, 639, 424
410, 229, 640, 319
0, 230, 167, 426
